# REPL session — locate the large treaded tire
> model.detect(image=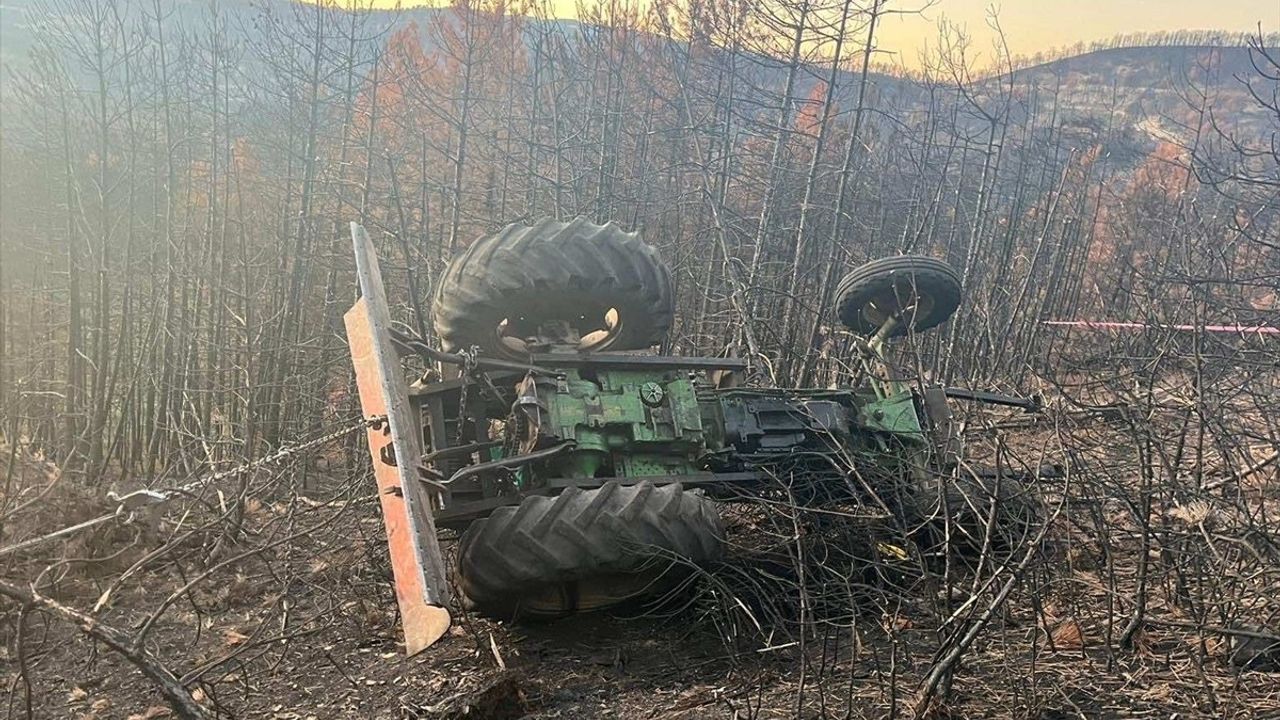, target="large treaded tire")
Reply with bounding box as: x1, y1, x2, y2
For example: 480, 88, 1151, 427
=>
457, 482, 724, 619
834, 256, 962, 336
433, 217, 674, 358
